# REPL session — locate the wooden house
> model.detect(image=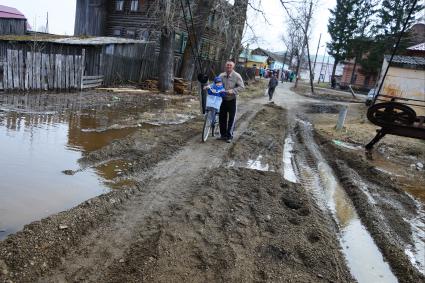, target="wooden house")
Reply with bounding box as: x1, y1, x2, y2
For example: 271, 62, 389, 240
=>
0, 5, 27, 35
74, 0, 227, 63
